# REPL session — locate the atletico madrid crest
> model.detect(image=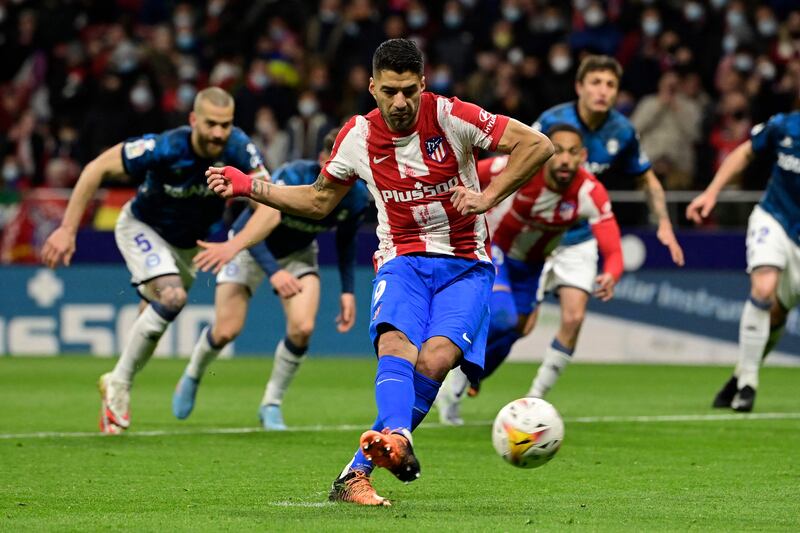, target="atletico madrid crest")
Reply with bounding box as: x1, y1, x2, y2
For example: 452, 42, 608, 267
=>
425, 136, 449, 163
